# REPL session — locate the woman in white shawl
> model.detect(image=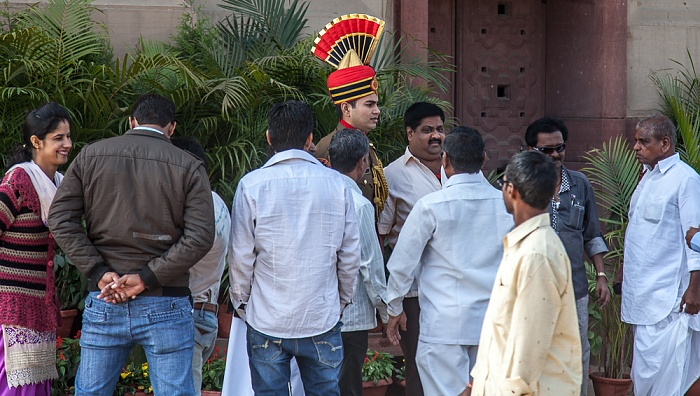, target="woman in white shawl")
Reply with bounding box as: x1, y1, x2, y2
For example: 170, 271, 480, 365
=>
0, 102, 72, 395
